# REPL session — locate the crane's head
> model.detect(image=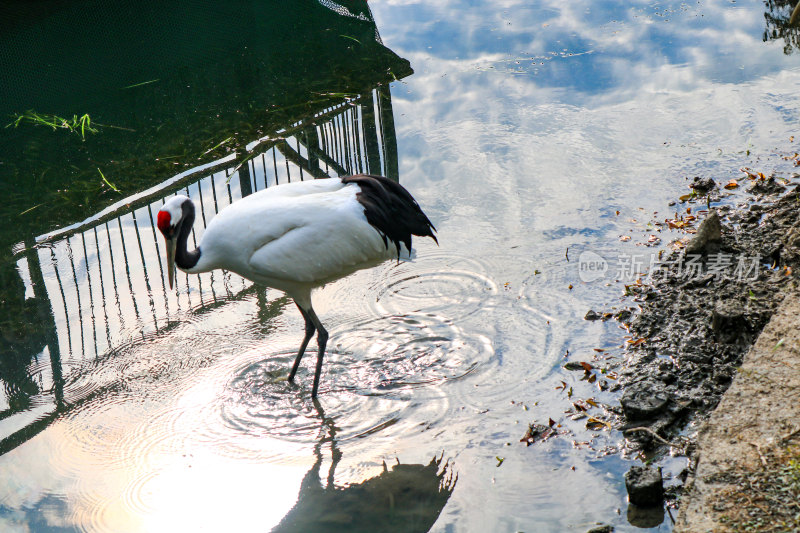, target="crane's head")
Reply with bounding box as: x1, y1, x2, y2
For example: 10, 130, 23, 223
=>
156, 195, 192, 289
